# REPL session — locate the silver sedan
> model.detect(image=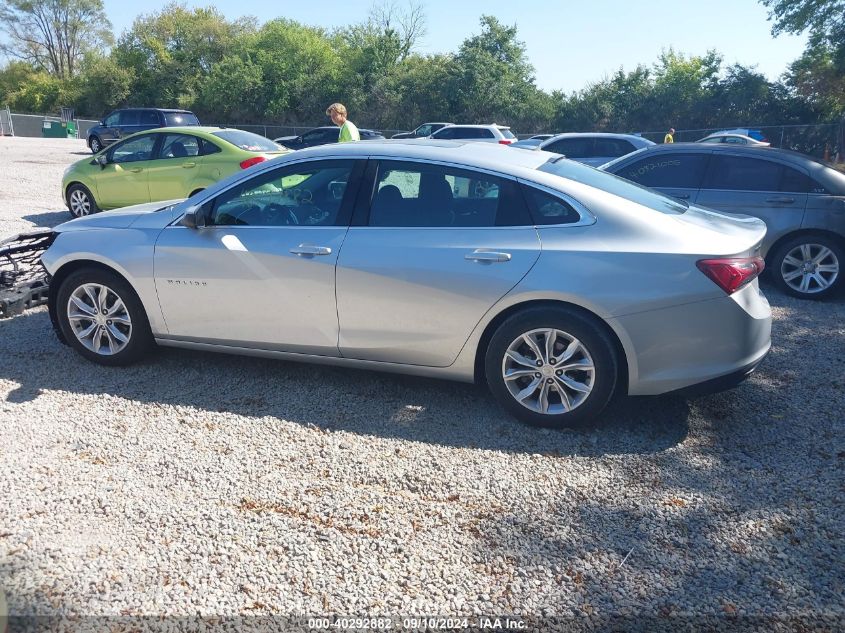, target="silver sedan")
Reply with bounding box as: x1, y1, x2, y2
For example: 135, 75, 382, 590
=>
41, 141, 772, 427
